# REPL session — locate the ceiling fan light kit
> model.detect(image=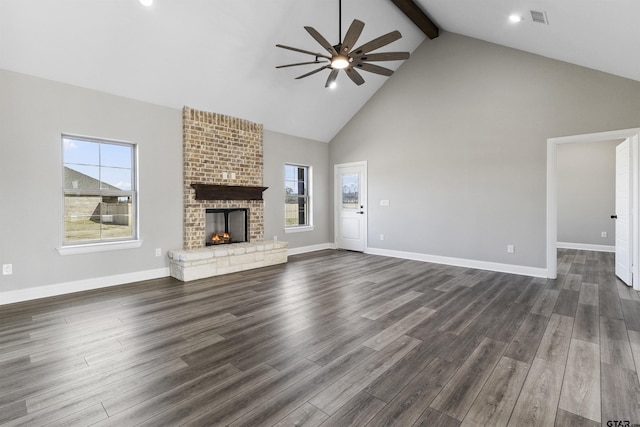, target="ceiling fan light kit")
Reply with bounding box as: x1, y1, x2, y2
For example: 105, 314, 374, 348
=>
331, 55, 350, 69
276, 0, 410, 88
